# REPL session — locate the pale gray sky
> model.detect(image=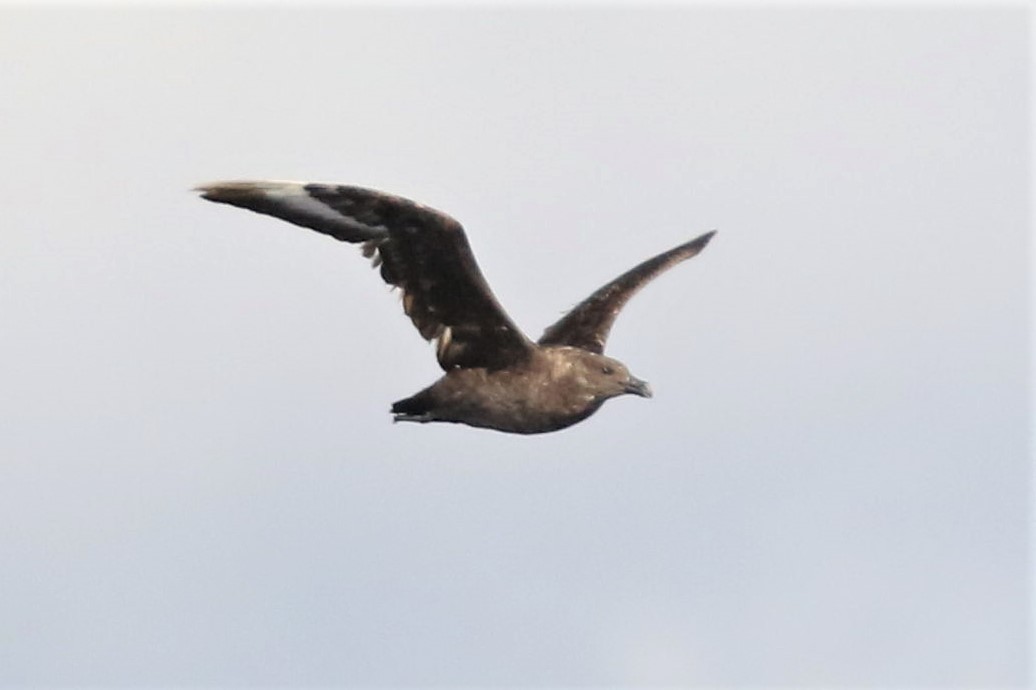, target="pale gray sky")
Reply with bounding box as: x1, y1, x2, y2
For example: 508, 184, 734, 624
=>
0, 5, 1029, 687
